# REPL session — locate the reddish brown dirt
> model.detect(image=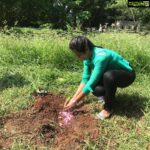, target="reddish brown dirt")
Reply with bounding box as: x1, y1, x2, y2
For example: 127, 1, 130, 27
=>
0, 93, 101, 150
